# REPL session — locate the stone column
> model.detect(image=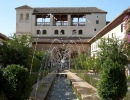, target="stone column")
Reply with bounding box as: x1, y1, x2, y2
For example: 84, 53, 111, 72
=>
35, 15, 37, 26
67, 14, 71, 26
50, 14, 53, 26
